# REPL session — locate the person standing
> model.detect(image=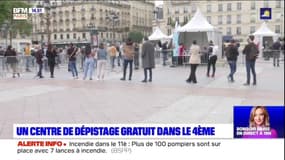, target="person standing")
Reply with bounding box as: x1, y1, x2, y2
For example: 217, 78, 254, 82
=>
271, 38, 281, 67
24, 43, 32, 72
67, 43, 79, 79
206, 40, 218, 77
46, 44, 57, 78
141, 37, 155, 82
162, 41, 168, 66
134, 42, 140, 69
83, 45, 95, 80
35, 45, 44, 78
4, 45, 20, 78
120, 38, 135, 81
108, 44, 117, 70
226, 39, 239, 82
96, 43, 108, 80
242, 35, 259, 85
186, 40, 201, 84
